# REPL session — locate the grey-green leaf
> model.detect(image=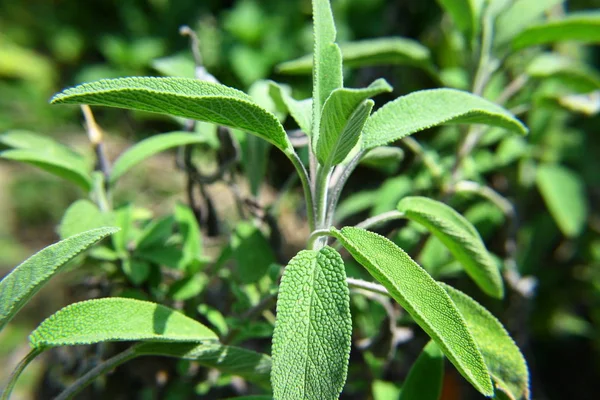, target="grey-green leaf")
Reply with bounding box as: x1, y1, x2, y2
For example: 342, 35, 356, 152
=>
536, 164, 588, 238
0, 227, 118, 333
316, 78, 392, 166
268, 82, 313, 135
441, 283, 530, 400
512, 11, 600, 50
50, 77, 291, 152
330, 227, 493, 396
110, 132, 209, 183
397, 196, 504, 298
29, 298, 218, 349
272, 246, 351, 399
362, 89, 527, 150
399, 341, 444, 400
